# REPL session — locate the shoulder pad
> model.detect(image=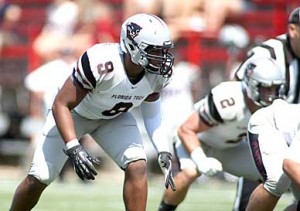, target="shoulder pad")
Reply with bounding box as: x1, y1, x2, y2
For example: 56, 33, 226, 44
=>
211, 82, 245, 121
